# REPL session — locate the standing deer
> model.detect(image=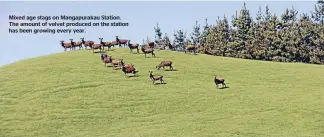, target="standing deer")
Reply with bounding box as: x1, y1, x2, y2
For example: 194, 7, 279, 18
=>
60, 40, 72, 51
91, 43, 103, 53
141, 46, 156, 58
149, 71, 164, 84
99, 38, 112, 51
80, 38, 94, 49
185, 41, 198, 54
214, 75, 227, 89
70, 39, 83, 50
115, 36, 128, 48
127, 40, 139, 54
